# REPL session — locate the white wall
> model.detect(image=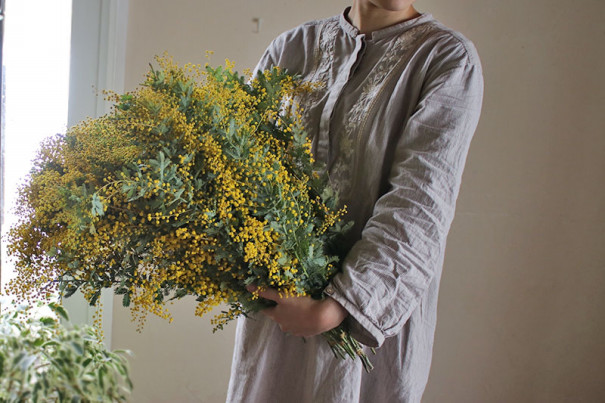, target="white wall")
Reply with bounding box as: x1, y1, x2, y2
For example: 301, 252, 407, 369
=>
421, 1, 605, 401
111, 1, 605, 402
